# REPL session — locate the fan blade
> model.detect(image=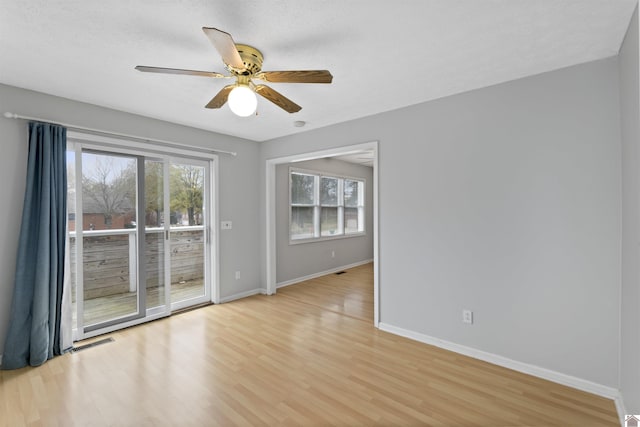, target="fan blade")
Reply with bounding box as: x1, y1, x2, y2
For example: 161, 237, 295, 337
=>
202, 27, 244, 70
255, 70, 333, 84
135, 66, 226, 78
205, 85, 235, 109
254, 84, 302, 113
